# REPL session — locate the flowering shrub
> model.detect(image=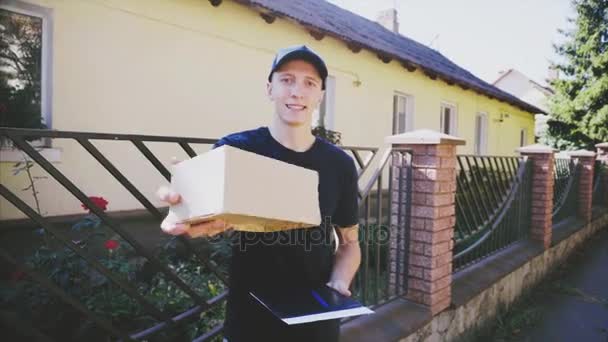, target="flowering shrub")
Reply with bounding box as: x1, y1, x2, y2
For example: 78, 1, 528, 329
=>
81, 196, 109, 212
1, 195, 229, 341
9, 269, 26, 283
104, 239, 119, 250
